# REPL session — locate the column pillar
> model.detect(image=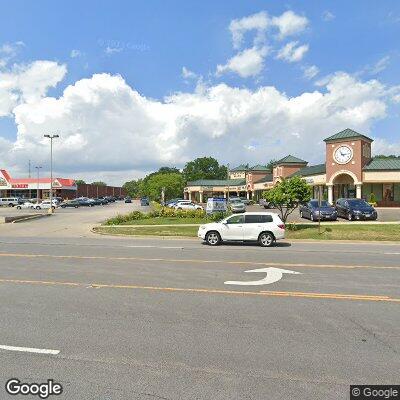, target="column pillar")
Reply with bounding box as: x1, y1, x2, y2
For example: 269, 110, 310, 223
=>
223, 191, 227, 198
199, 191, 203, 203
356, 183, 362, 199
246, 191, 250, 200
327, 184, 333, 205
188, 191, 192, 201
